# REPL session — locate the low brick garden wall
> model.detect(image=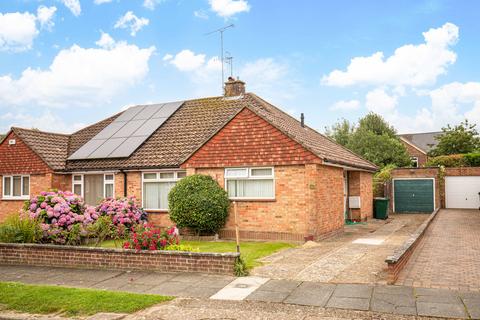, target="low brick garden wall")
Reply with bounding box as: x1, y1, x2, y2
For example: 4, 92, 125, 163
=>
0, 243, 239, 275
385, 208, 440, 284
